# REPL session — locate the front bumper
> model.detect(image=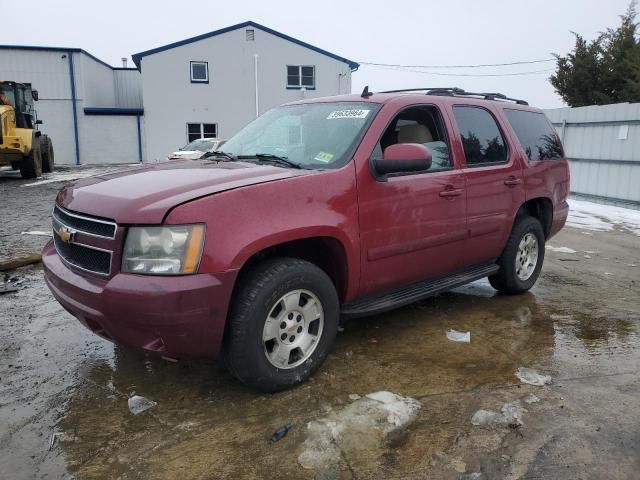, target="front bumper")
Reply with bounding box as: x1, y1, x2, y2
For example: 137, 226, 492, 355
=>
42, 240, 238, 359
